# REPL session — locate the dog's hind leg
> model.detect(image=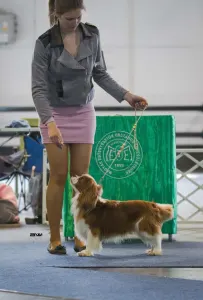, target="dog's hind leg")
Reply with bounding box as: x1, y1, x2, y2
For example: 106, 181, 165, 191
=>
136, 218, 162, 256
78, 230, 102, 257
